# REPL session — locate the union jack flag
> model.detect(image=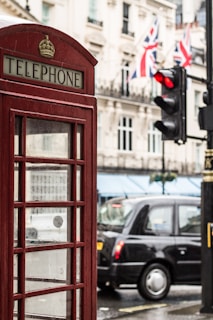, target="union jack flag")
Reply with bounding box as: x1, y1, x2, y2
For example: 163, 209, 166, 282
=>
129, 17, 159, 79
174, 24, 192, 71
